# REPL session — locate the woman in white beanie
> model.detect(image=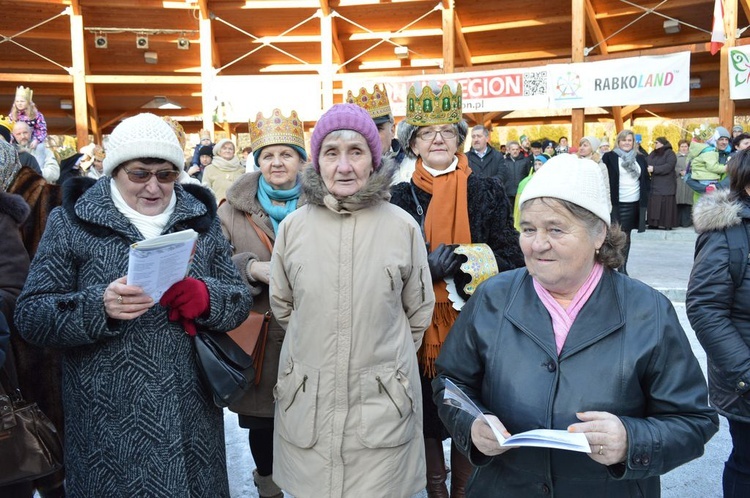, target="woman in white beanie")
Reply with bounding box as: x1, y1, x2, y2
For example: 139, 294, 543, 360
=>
202, 138, 244, 203
434, 154, 718, 498
577, 135, 611, 207
14, 113, 251, 497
